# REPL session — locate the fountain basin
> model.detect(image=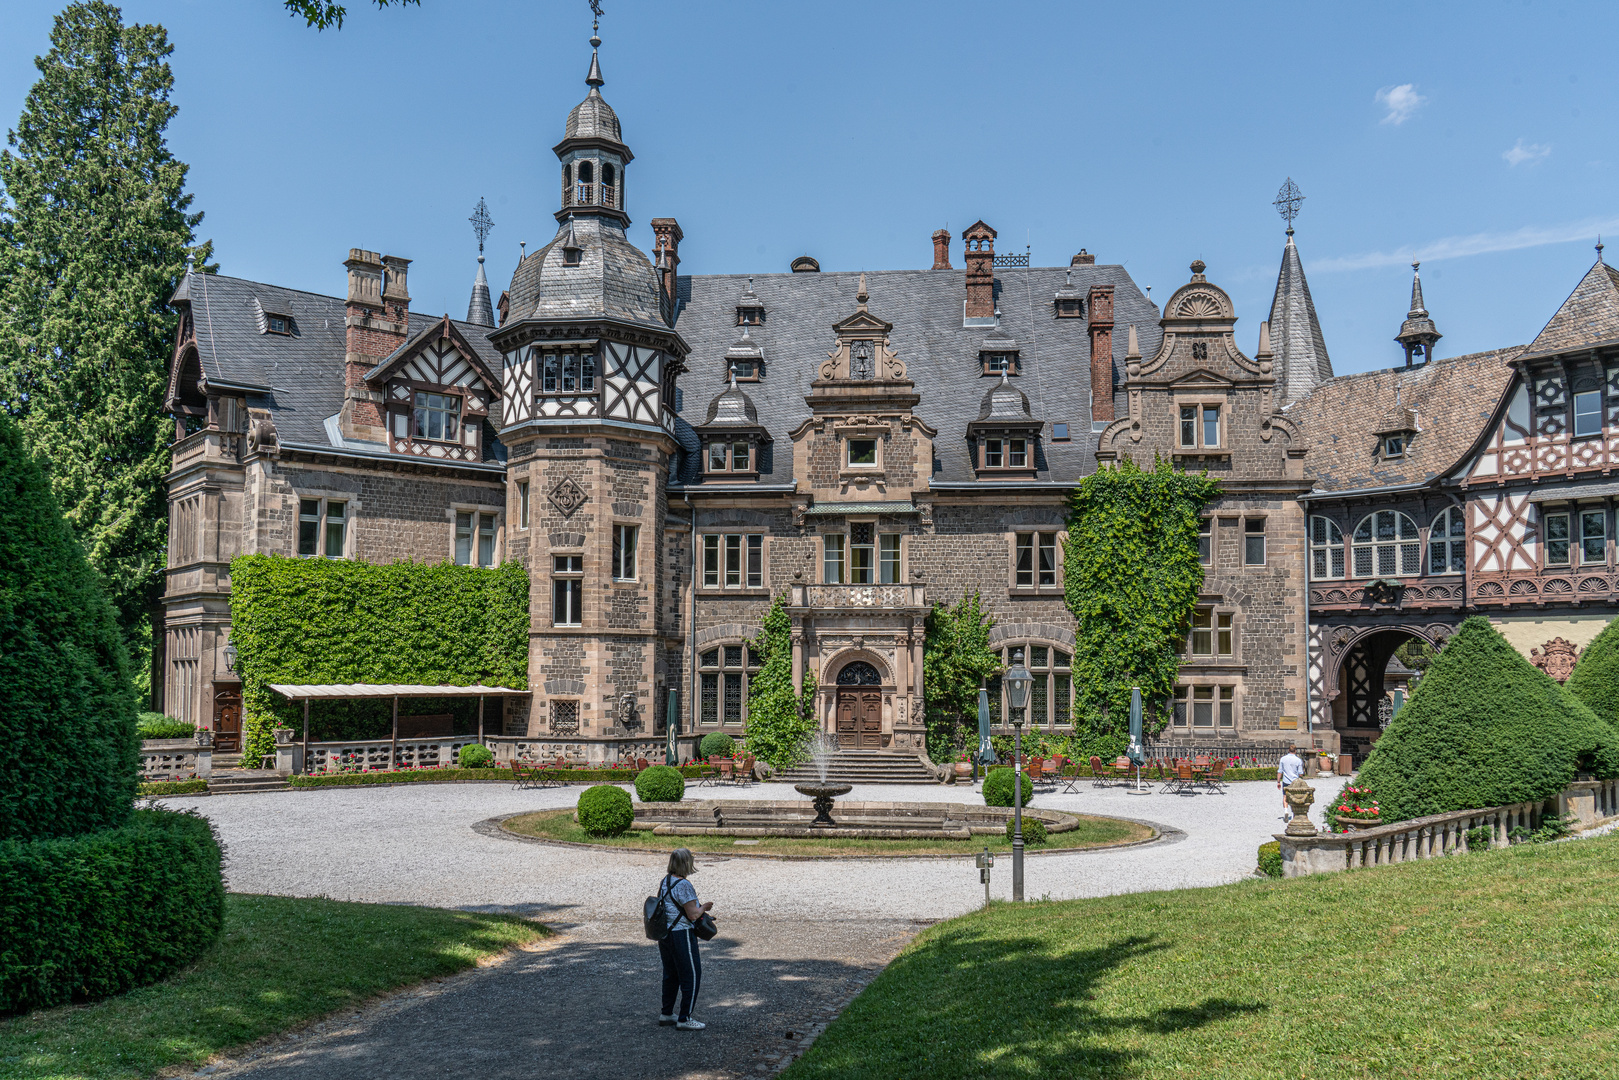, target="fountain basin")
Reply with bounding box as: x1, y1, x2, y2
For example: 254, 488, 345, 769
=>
794, 782, 854, 827
632, 799, 1087, 840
